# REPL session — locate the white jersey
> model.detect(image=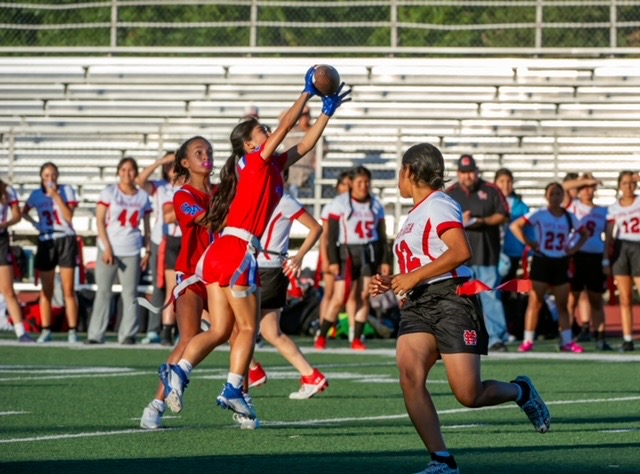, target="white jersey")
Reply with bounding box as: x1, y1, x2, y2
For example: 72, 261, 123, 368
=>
158, 183, 181, 238
25, 185, 78, 241
97, 184, 152, 257
328, 193, 385, 245
0, 185, 19, 229
566, 199, 607, 254
607, 196, 640, 243
149, 179, 170, 245
258, 193, 305, 268
394, 191, 472, 285
523, 208, 580, 258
